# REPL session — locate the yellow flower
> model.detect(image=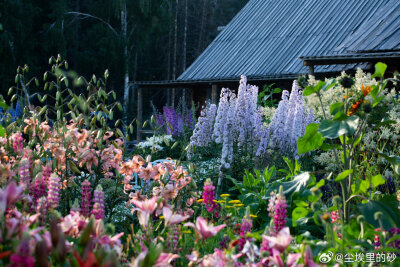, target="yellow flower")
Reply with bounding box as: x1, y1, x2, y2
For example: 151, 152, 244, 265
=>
234, 204, 244, 207
250, 214, 258, 218
197, 199, 204, 203
160, 216, 164, 219
220, 194, 230, 198
182, 230, 192, 234
225, 205, 233, 208
228, 200, 241, 204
